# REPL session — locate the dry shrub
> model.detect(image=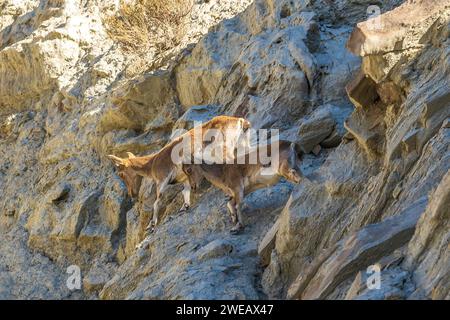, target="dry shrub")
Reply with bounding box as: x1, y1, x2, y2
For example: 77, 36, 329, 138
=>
104, 0, 193, 56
